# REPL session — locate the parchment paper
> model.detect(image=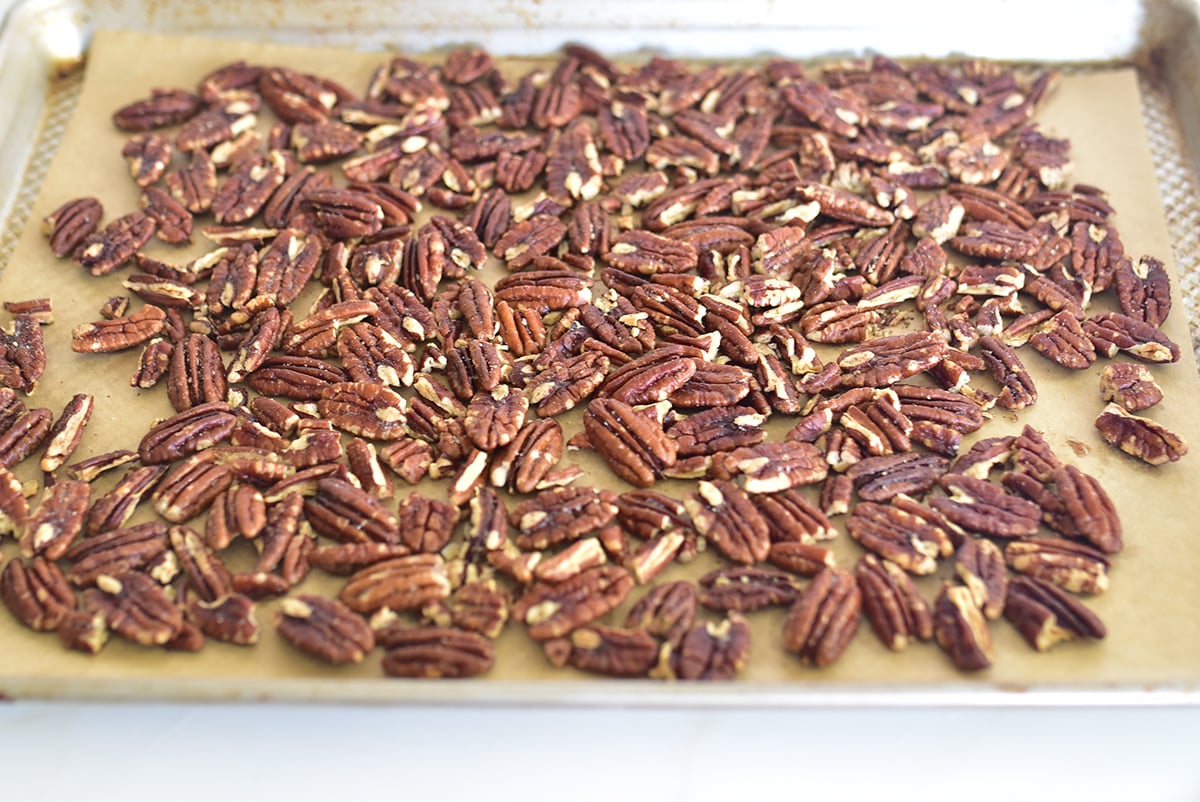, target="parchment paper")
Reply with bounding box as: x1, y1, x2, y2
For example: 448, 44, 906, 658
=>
2, 29, 1199, 701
